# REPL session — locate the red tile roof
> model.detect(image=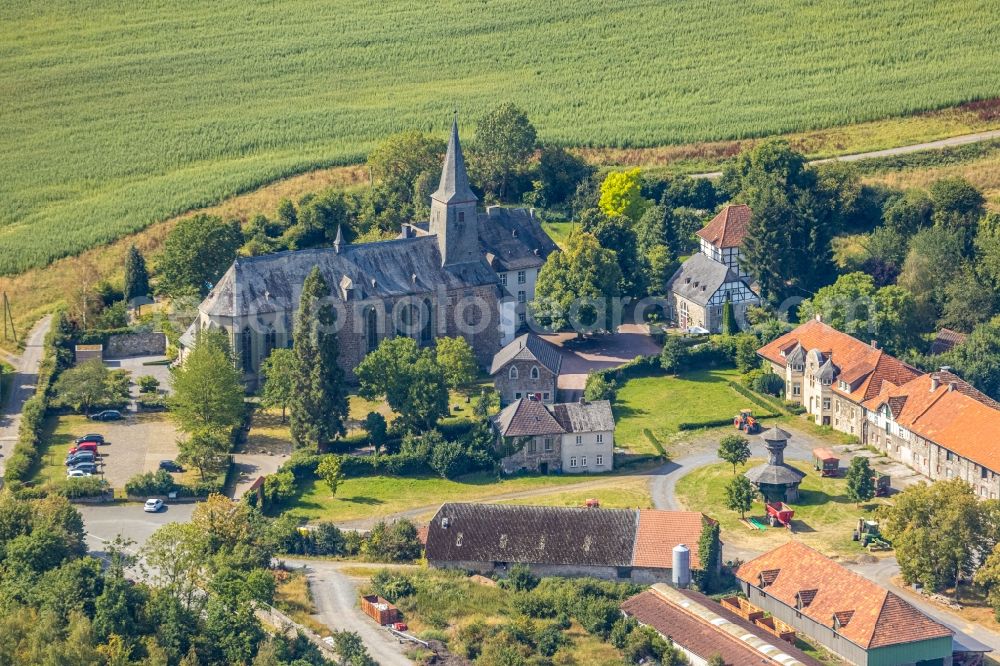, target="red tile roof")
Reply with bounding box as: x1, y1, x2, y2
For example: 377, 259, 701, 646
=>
632, 510, 713, 570
757, 319, 921, 403
494, 398, 565, 437
696, 204, 752, 248
930, 328, 968, 355
862, 371, 1000, 471
737, 542, 951, 649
